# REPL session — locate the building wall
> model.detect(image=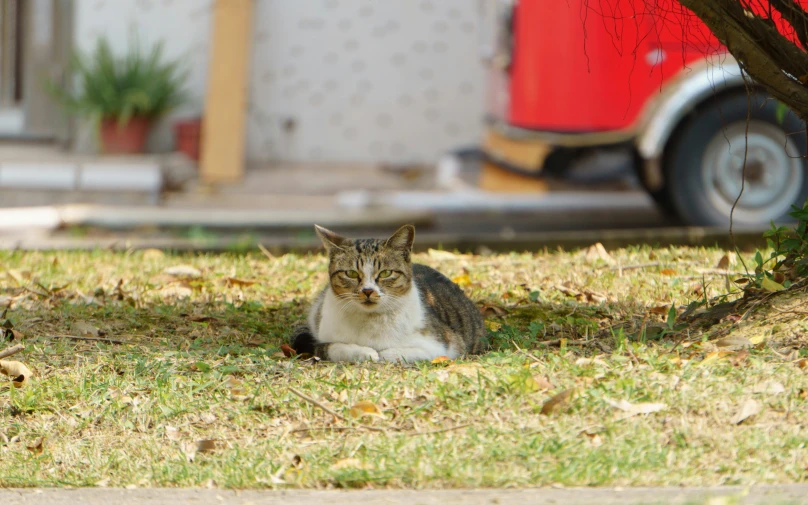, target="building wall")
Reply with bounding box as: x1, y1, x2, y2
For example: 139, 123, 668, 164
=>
73, 0, 486, 164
